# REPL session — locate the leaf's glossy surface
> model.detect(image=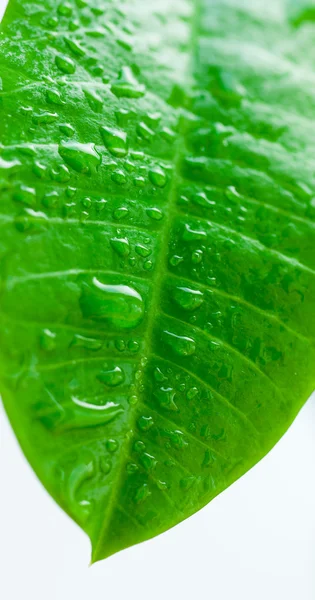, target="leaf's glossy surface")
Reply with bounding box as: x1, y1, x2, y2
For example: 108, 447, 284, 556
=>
0, 0, 314, 561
